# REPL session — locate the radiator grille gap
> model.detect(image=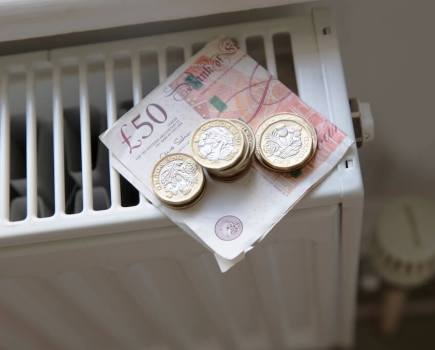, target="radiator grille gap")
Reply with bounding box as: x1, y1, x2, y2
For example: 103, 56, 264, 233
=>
246, 36, 267, 69
61, 64, 82, 214
192, 42, 206, 55
87, 60, 110, 211
166, 47, 185, 76
272, 32, 298, 94
140, 51, 159, 98
113, 56, 139, 207
8, 72, 27, 221
34, 67, 55, 217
